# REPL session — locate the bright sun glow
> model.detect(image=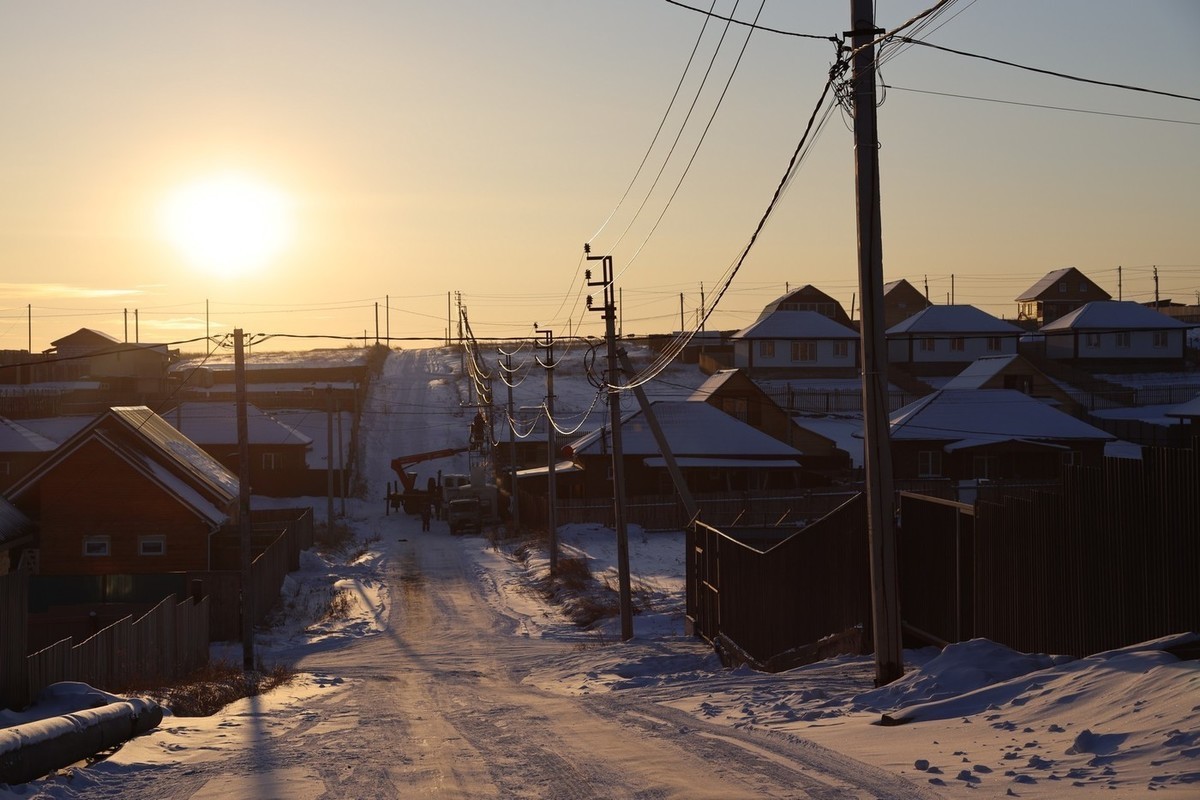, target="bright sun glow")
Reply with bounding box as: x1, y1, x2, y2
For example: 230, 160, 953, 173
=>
161, 172, 293, 277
